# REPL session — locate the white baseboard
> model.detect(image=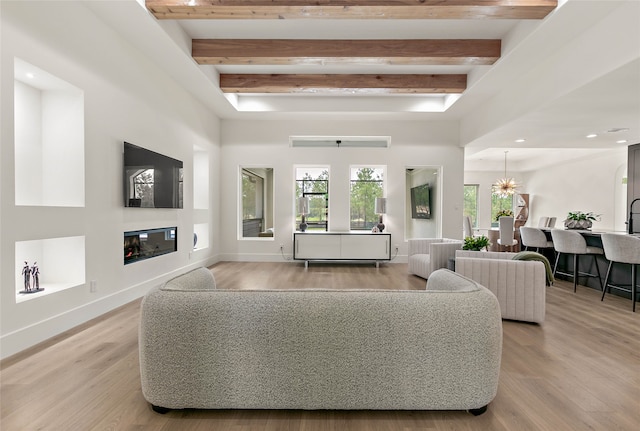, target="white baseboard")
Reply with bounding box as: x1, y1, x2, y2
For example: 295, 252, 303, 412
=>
219, 253, 295, 262
220, 253, 408, 264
